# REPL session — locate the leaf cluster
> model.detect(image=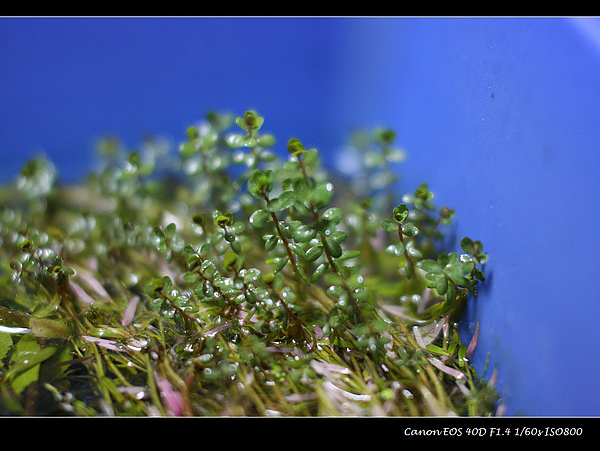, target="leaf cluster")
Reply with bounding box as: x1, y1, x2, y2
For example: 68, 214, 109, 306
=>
0, 111, 497, 416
